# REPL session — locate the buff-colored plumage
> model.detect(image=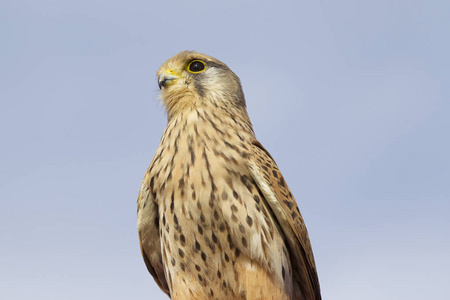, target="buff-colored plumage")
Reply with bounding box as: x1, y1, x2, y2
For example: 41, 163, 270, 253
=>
137, 51, 321, 300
